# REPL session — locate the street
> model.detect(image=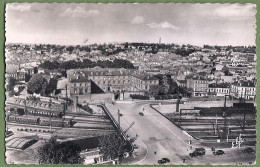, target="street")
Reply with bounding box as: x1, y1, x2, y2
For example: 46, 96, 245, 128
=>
105, 102, 256, 165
